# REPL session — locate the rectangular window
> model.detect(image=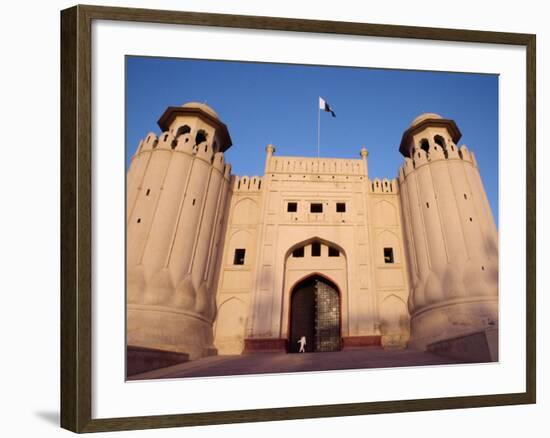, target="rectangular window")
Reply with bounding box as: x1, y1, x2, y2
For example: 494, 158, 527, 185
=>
310, 203, 323, 213
292, 247, 304, 258
336, 202, 346, 213
384, 247, 394, 264
233, 248, 246, 265
287, 202, 298, 212
311, 242, 321, 257
328, 247, 340, 257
